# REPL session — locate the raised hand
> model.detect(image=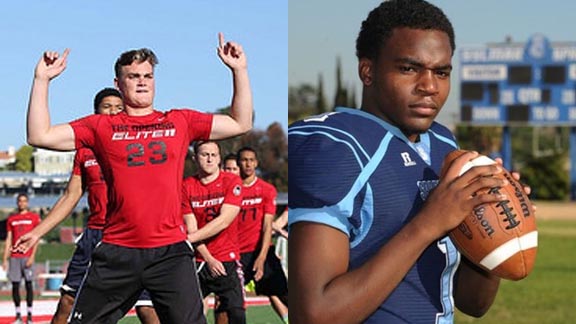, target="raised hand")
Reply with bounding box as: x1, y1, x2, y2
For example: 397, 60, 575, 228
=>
35, 49, 70, 81
217, 33, 247, 71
